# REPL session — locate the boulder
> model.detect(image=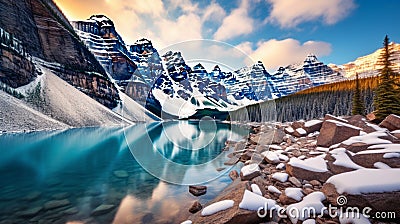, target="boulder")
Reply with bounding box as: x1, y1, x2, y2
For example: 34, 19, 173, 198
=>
317, 120, 361, 147
303, 120, 323, 134
288, 177, 302, 188
293, 128, 307, 138
322, 183, 400, 216
352, 153, 400, 168
324, 114, 348, 123
234, 142, 246, 151
292, 121, 305, 129
379, 114, 400, 131
366, 112, 377, 122
325, 152, 359, 174
224, 156, 239, 166
189, 179, 271, 224
338, 142, 370, 153
229, 170, 239, 181
392, 131, 400, 139
189, 201, 203, 214
346, 115, 376, 133
278, 193, 298, 205
44, 199, 70, 210
189, 185, 207, 196
286, 158, 332, 183
249, 128, 285, 146
91, 204, 115, 216
286, 163, 332, 183
240, 164, 261, 181
273, 128, 286, 144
